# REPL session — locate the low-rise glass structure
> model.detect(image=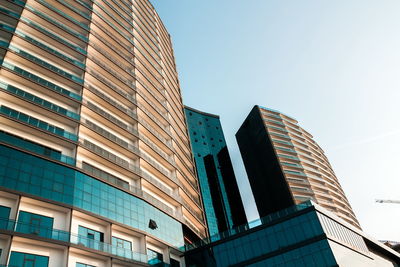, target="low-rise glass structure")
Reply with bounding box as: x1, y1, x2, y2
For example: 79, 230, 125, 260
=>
184, 202, 400, 267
